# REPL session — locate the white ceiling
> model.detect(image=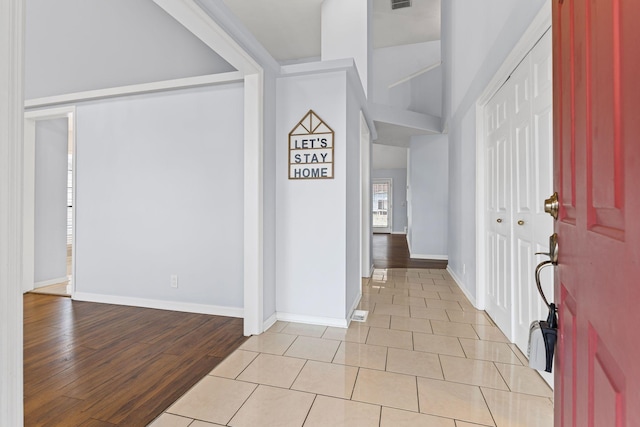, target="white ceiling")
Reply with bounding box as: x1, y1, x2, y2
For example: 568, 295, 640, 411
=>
222, 0, 440, 62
